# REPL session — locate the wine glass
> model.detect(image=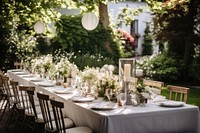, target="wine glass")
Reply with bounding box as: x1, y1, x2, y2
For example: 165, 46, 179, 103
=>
118, 92, 127, 107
